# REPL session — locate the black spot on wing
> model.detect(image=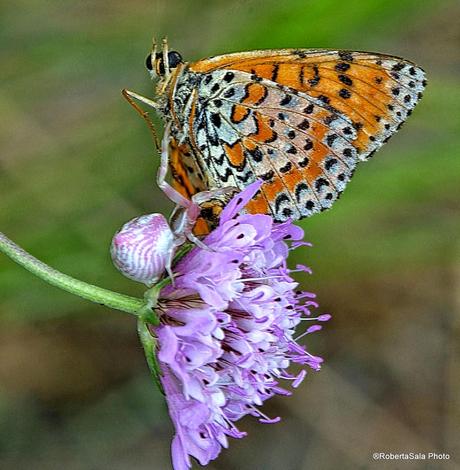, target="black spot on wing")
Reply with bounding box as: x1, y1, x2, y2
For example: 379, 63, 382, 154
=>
339, 88, 351, 99
299, 157, 309, 167
236, 170, 254, 183
325, 158, 338, 170
223, 71, 235, 82
315, 178, 329, 191
275, 193, 290, 212
338, 74, 353, 86
279, 161, 292, 173
224, 88, 235, 98
295, 183, 309, 203
210, 113, 221, 128
338, 51, 354, 62
280, 94, 292, 106
219, 167, 233, 183
298, 119, 310, 130
308, 65, 321, 87
326, 134, 338, 146
246, 146, 264, 162
286, 145, 297, 155
303, 139, 313, 151
260, 170, 275, 181
392, 62, 405, 71
335, 62, 350, 72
